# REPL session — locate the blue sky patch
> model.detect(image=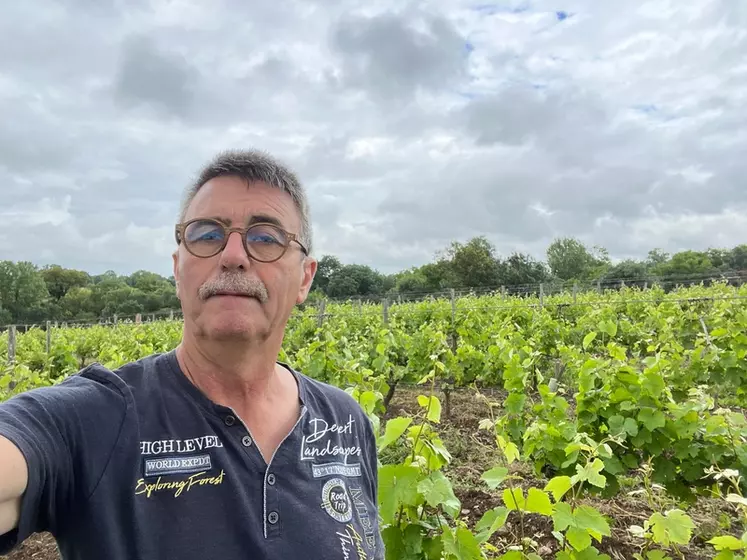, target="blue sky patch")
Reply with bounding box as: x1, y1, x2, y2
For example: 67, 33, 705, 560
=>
472, 3, 531, 15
